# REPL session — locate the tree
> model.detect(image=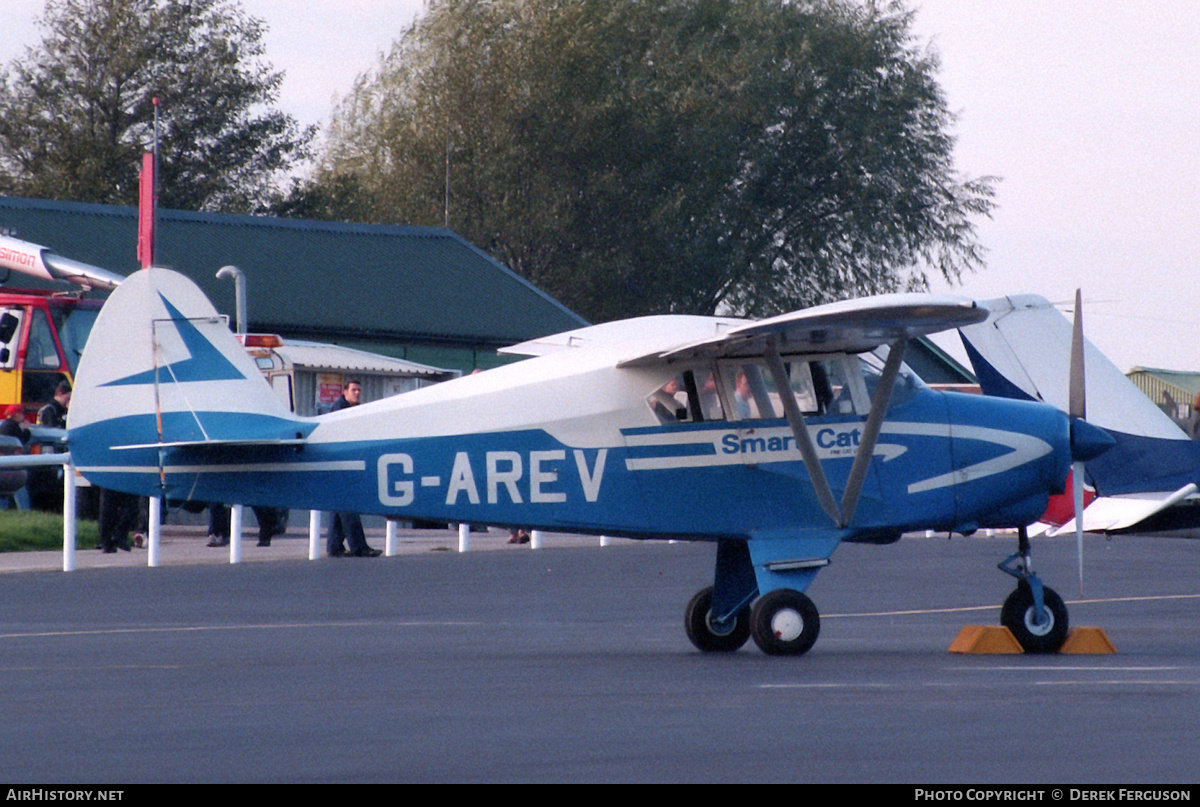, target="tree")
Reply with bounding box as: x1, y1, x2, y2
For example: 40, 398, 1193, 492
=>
0, 0, 312, 213
300, 0, 995, 322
